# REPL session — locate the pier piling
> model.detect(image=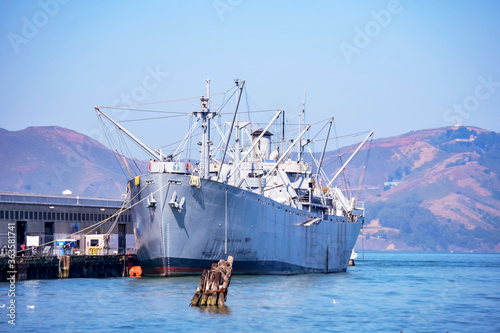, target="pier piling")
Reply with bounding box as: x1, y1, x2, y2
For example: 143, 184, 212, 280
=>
59, 255, 70, 278
190, 256, 233, 307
